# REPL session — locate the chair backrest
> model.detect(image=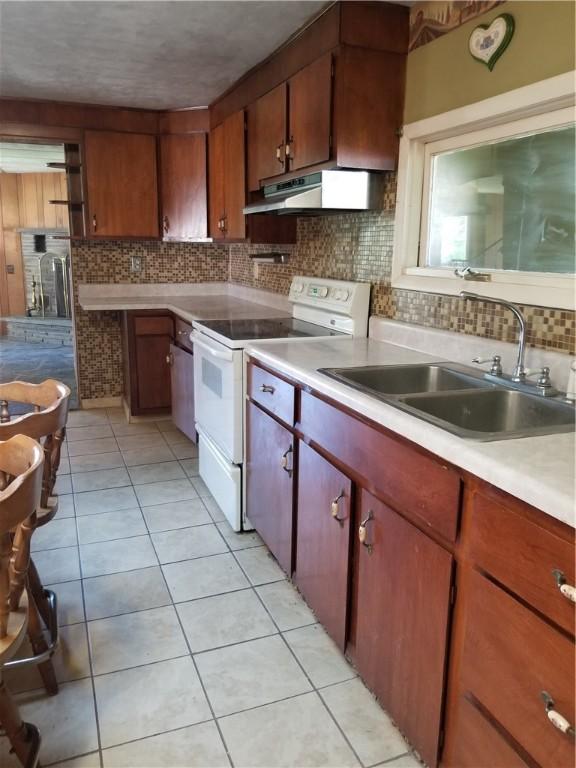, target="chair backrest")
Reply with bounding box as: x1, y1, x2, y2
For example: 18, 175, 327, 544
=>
0, 435, 44, 638
0, 380, 71, 510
